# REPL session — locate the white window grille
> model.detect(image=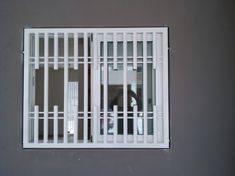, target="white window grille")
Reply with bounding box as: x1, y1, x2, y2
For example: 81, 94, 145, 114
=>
23, 27, 169, 148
